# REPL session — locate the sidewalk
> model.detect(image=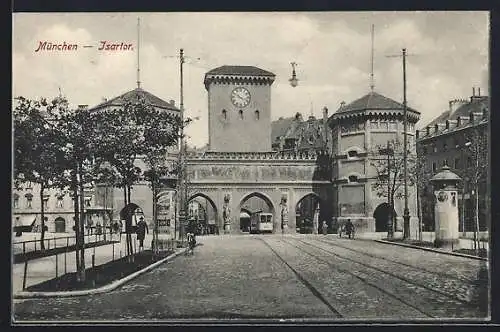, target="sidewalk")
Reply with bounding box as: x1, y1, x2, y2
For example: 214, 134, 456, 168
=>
12, 233, 158, 294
